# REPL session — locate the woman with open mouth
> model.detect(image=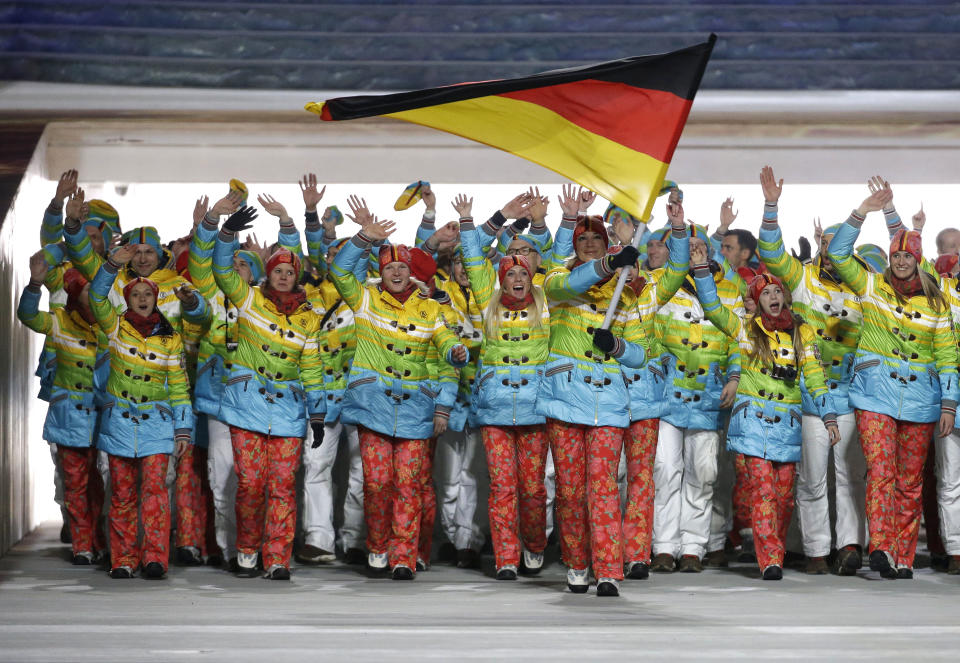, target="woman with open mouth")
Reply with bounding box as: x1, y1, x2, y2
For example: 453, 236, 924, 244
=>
691, 238, 840, 581
827, 179, 959, 580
